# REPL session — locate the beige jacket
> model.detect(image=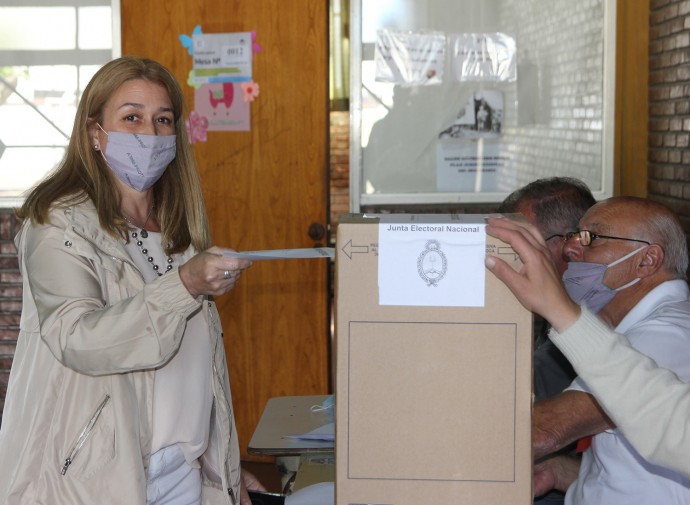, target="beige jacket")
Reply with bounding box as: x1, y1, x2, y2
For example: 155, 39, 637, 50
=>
0, 200, 241, 504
